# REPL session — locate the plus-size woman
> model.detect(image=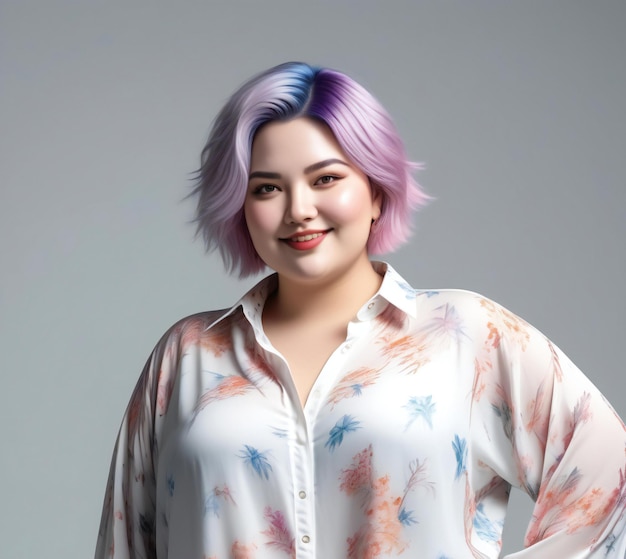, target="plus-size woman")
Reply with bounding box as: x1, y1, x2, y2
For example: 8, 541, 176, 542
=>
96, 62, 626, 559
